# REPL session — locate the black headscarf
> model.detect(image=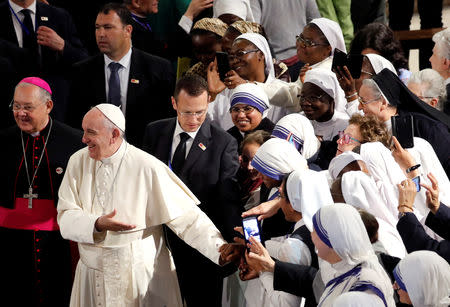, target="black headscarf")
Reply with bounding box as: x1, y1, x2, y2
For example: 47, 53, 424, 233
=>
372, 68, 450, 129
